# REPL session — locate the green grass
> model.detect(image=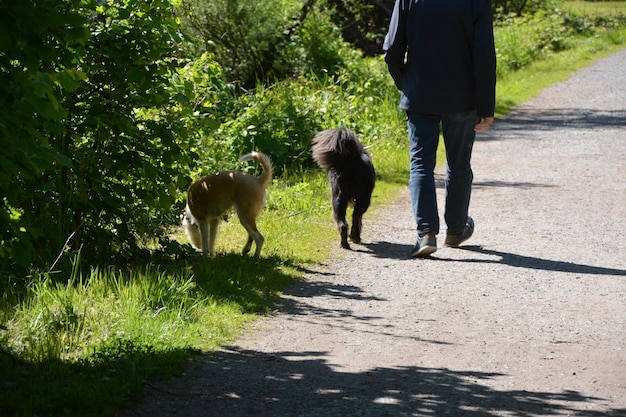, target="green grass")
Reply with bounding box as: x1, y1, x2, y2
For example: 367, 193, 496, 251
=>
1, 253, 313, 415
2, 9, 626, 417
563, 0, 626, 16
